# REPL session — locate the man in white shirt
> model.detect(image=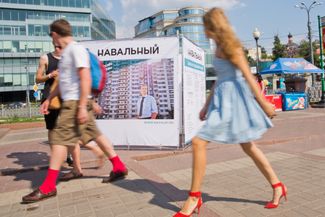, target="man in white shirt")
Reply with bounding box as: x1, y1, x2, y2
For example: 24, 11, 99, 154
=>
22, 19, 128, 203
137, 84, 158, 119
